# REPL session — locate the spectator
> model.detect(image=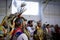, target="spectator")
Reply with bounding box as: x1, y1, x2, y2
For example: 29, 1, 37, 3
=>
50, 25, 55, 33
50, 25, 55, 40
11, 15, 28, 40
27, 20, 34, 40
55, 24, 60, 40
0, 24, 7, 40
42, 24, 46, 30
33, 21, 43, 40
45, 24, 52, 40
